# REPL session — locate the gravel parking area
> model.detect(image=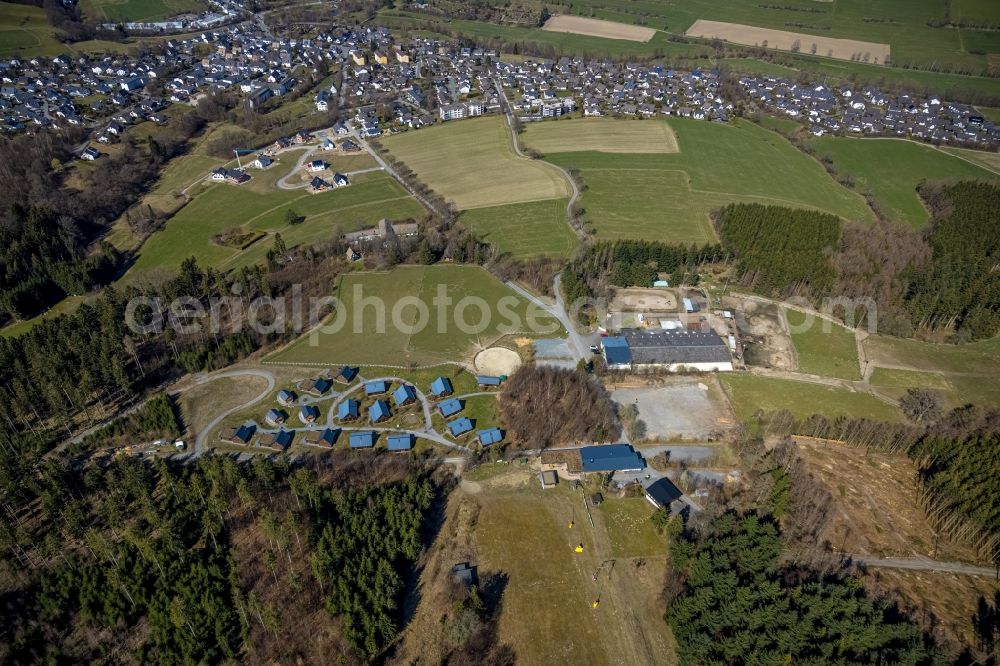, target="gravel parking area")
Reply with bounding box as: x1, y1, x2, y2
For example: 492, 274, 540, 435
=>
612, 380, 729, 440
